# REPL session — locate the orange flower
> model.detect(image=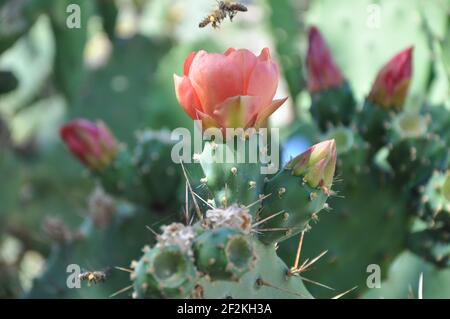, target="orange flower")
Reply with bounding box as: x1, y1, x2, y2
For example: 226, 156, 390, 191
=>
368, 47, 413, 109
174, 48, 287, 131
306, 26, 344, 93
